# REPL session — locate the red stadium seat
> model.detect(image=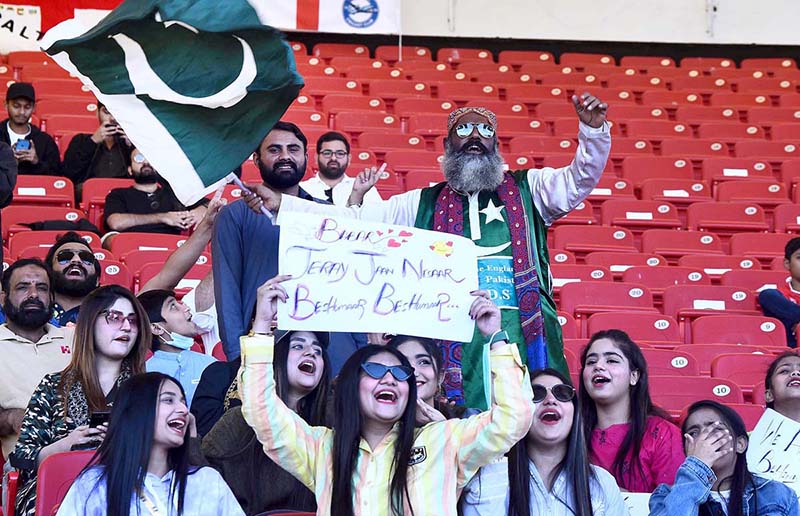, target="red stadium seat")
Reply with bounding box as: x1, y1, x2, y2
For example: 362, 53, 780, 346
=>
605, 74, 668, 92
550, 248, 577, 265
737, 141, 800, 161
720, 269, 788, 293
642, 229, 724, 265
383, 150, 441, 175
587, 312, 681, 345
434, 81, 500, 103
304, 77, 363, 100
640, 90, 703, 107
335, 112, 400, 137
108, 233, 187, 256
650, 375, 744, 417
639, 178, 712, 216
584, 252, 667, 279
619, 55, 676, 70
33, 78, 94, 100
658, 139, 729, 158
329, 56, 385, 70
678, 254, 762, 281
503, 84, 569, 106
715, 181, 790, 209
663, 286, 760, 341
741, 57, 797, 70
680, 57, 737, 71
498, 50, 555, 67
99, 260, 133, 289
675, 344, 771, 375
747, 107, 800, 125
436, 47, 493, 64
623, 266, 710, 307
2, 206, 87, 240
559, 282, 657, 336
311, 43, 369, 59
375, 45, 432, 63
552, 225, 637, 260
80, 178, 135, 229
560, 52, 615, 68
735, 76, 796, 94
642, 348, 700, 376
410, 69, 471, 83
8, 230, 99, 260
121, 249, 209, 282
728, 233, 791, 267
508, 136, 576, 158
321, 94, 386, 115
607, 138, 655, 158
621, 157, 694, 188
711, 353, 776, 392
670, 76, 732, 93
700, 158, 773, 189
605, 104, 668, 122
771, 123, 800, 141
710, 92, 773, 107
550, 200, 596, 226
774, 204, 800, 233
407, 114, 449, 138
693, 314, 785, 347
12, 176, 74, 207
343, 65, 404, 81
393, 97, 456, 117
698, 121, 767, 140
357, 132, 427, 155
36, 98, 97, 118
686, 202, 769, 241
600, 200, 682, 237
7, 51, 55, 67
557, 311, 579, 340
550, 263, 612, 302
624, 119, 693, 138
42, 114, 97, 135
17, 63, 72, 80
674, 106, 740, 123
538, 72, 601, 89
34, 450, 94, 516
585, 176, 636, 207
